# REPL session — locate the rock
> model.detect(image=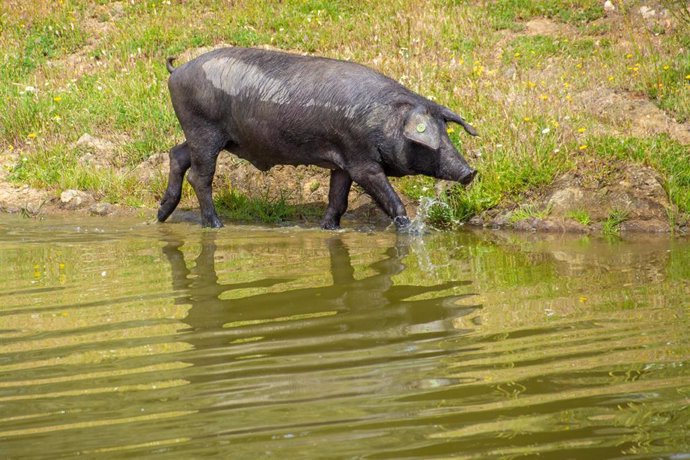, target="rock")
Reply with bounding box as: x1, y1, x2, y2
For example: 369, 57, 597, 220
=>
60, 189, 95, 210
639, 6, 656, 19
604, 1, 615, 12
77, 133, 116, 152
547, 187, 585, 216
513, 218, 539, 232
472, 159, 676, 234
89, 202, 116, 216
76, 133, 124, 168
620, 219, 670, 233
133, 152, 169, 183
24, 200, 44, 216
468, 215, 484, 227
